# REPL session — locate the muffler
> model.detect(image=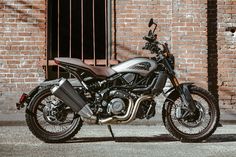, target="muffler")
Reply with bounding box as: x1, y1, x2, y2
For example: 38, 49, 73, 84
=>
51, 78, 94, 119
